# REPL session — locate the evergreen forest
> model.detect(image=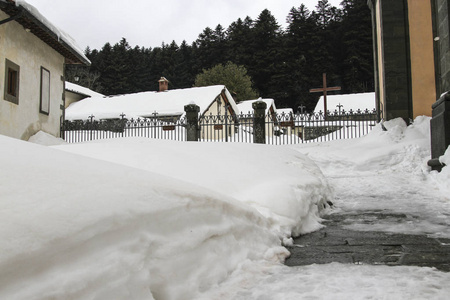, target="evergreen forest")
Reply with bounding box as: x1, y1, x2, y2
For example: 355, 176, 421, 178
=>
66, 0, 373, 112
